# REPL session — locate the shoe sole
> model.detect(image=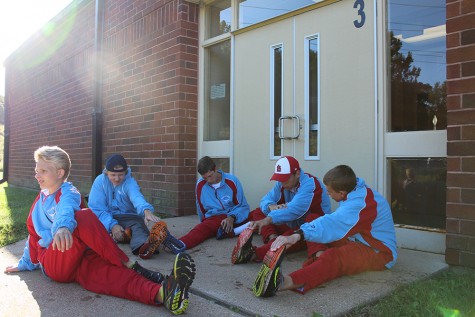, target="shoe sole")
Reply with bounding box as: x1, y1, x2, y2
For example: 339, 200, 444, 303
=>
231, 228, 254, 264
165, 253, 196, 315
139, 221, 168, 259
123, 227, 132, 243
252, 245, 286, 297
